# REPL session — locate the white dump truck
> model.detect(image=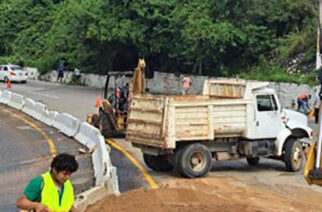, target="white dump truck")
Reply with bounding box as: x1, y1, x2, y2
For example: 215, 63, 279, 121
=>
126, 80, 313, 178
